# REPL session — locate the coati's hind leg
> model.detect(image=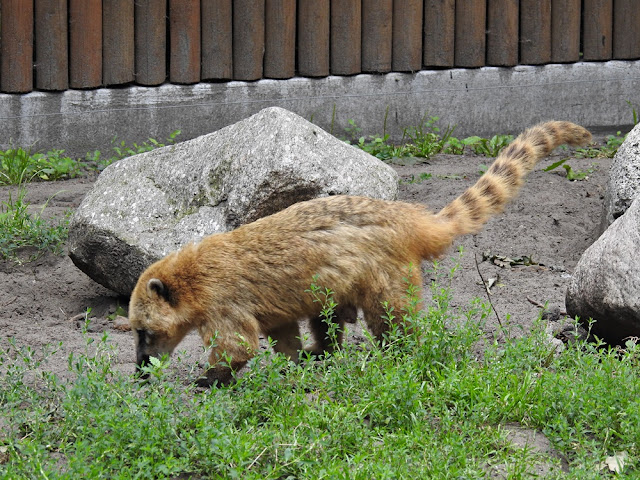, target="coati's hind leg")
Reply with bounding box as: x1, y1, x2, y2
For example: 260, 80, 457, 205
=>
361, 267, 423, 344
306, 304, 358, 357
